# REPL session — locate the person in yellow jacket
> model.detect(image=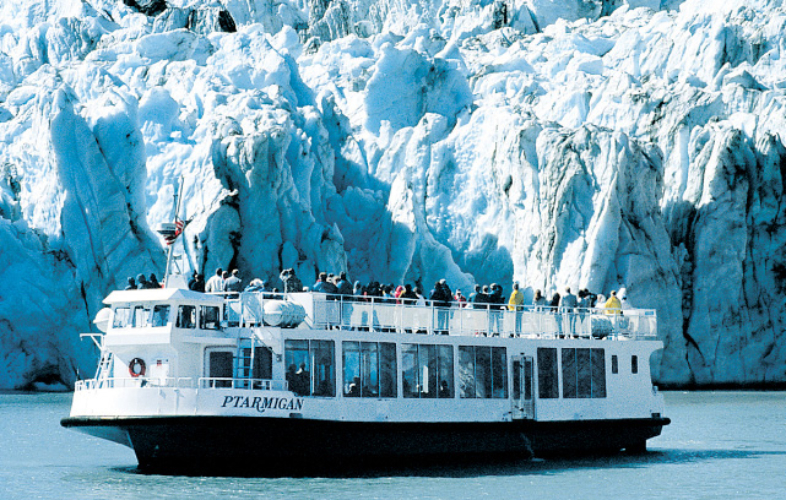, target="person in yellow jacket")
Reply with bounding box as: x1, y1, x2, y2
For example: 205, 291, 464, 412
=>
508, 282, 524, 335
604, 290, 622, 315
